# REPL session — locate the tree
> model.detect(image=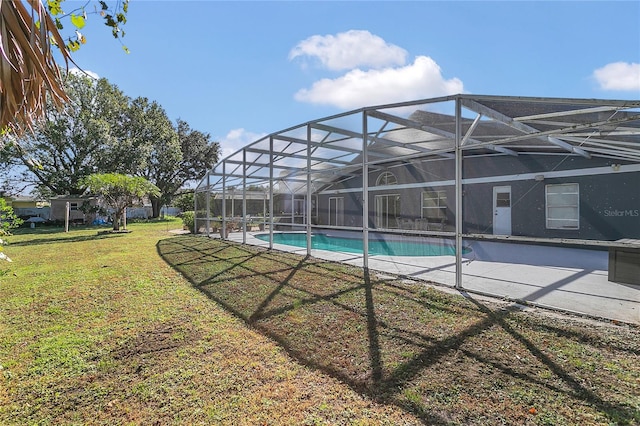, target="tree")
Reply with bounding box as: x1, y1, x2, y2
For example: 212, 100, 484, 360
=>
81, 173, 159, 231
113, 96, 177, 176
0, 0, 129, 139
140, 119, 220, 218
124, 97, 181, 216
1, 72, 131, 196
2, 73, 219, 209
